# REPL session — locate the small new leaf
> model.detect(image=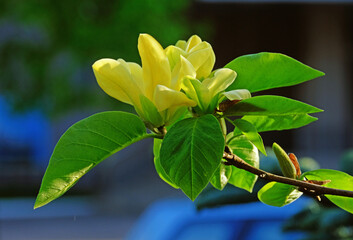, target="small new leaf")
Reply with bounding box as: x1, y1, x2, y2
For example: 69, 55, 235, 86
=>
210, 164, 232, 190
234, 119, 266, 156
258, 182, 303, 207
